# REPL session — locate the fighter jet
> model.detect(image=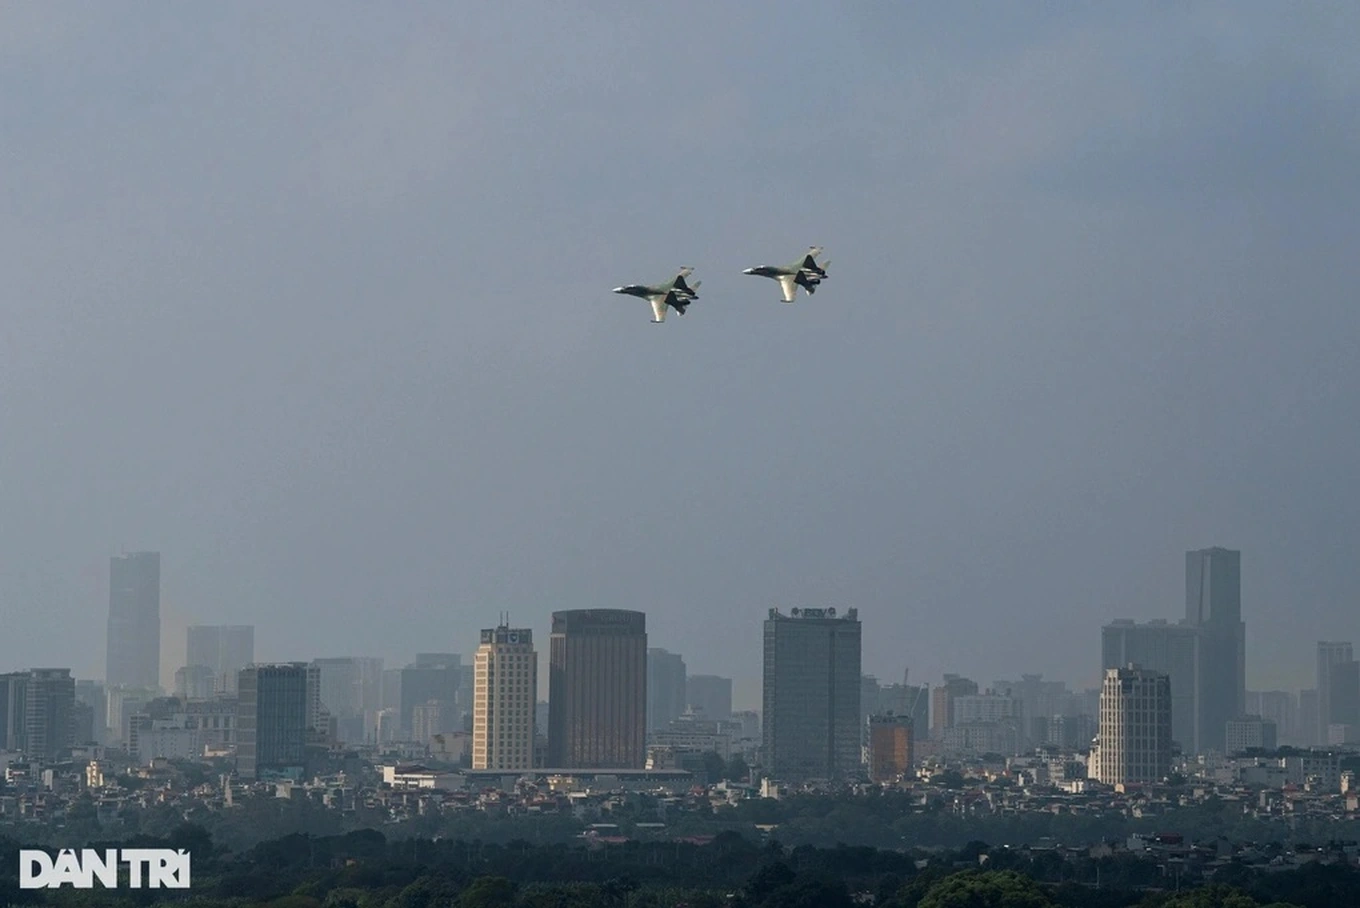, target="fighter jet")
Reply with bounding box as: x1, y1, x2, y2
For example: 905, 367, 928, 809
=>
612, 267, 701, 323
742, 246, 830, 302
